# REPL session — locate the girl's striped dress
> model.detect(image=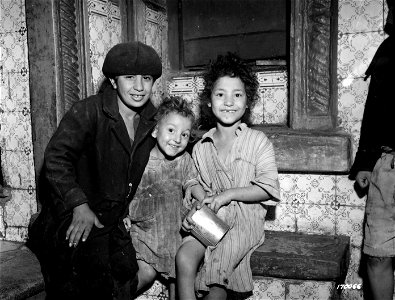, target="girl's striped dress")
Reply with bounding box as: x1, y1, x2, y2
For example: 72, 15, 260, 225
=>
192, 123, 281, 294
